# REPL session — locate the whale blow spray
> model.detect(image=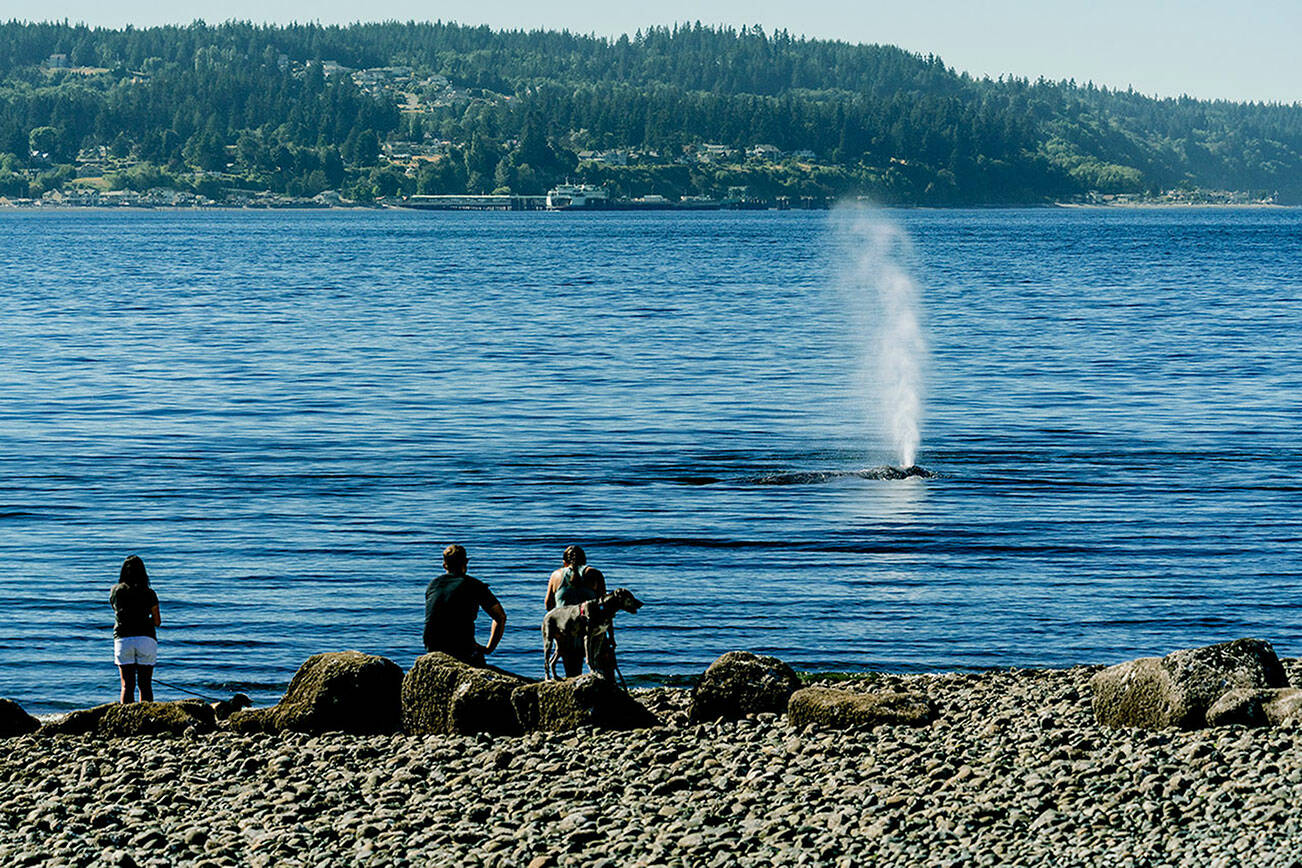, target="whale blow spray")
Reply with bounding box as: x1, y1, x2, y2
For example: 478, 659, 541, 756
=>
837, 206, 927, 470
